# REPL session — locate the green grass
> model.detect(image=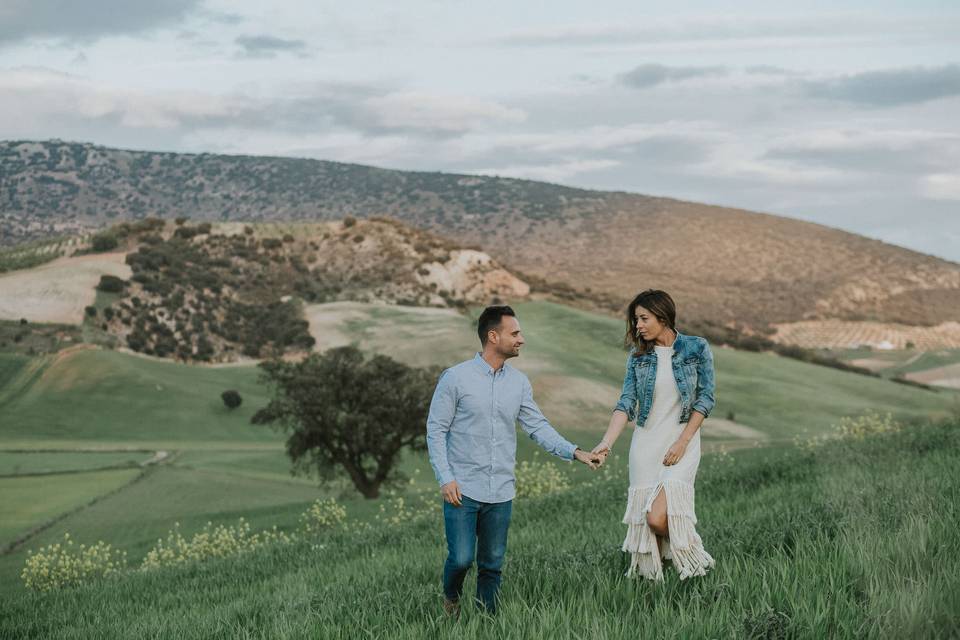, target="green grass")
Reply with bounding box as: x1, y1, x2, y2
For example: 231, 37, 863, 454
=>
0, 468, 142, 547
0, 465, 323, 595
885, 350, 960, 377
0, 348, 276, 445
0, 451, 148, 475
507, 302, 954, 439
1, 302, 952, 448
0, 352, 30, 391
0, 300, 953, 614
2, 420, 958, 638
829, 347, 960, 379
